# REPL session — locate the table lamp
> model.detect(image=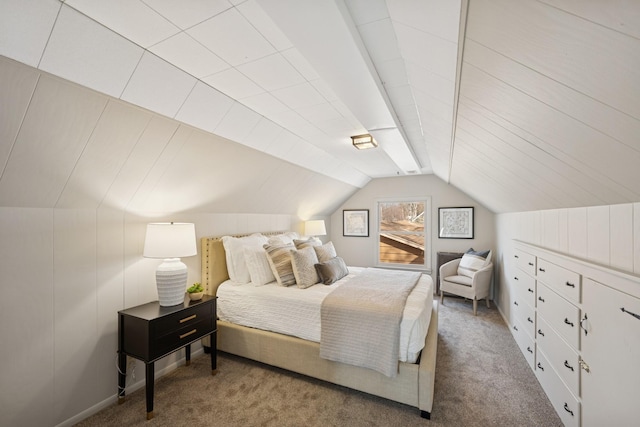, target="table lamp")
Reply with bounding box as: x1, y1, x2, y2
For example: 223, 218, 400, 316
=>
304, 220, 326, 237
143, 222, 197, 306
